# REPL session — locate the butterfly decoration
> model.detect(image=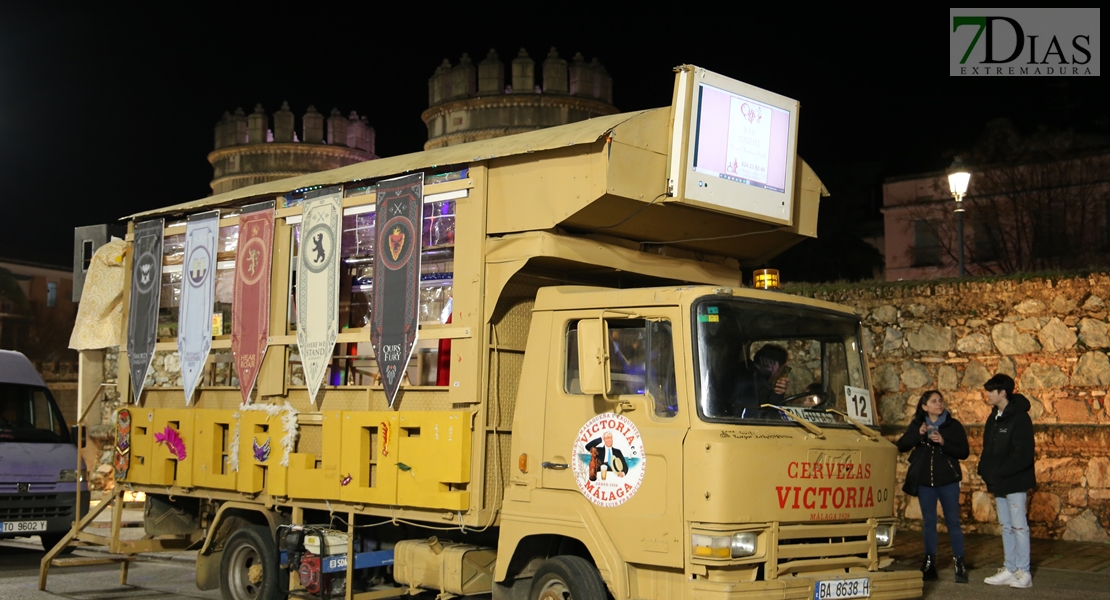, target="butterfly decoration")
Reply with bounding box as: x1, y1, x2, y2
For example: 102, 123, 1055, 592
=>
253, 436, 271, 462
154, 426, 187, 461
340, 473, 352, 486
